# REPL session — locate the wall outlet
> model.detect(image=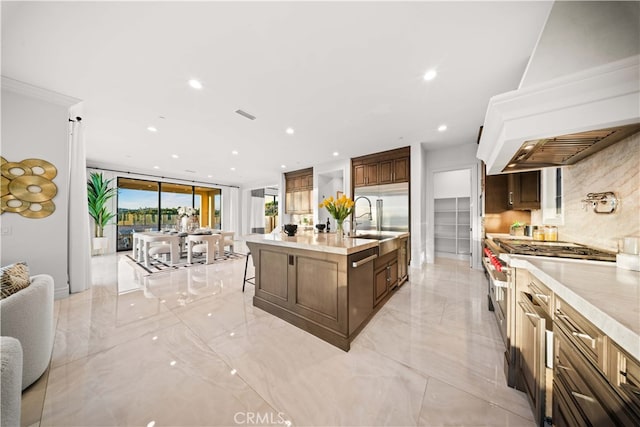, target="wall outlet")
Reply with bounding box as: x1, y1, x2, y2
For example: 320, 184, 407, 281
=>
1, 226, 12, 236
